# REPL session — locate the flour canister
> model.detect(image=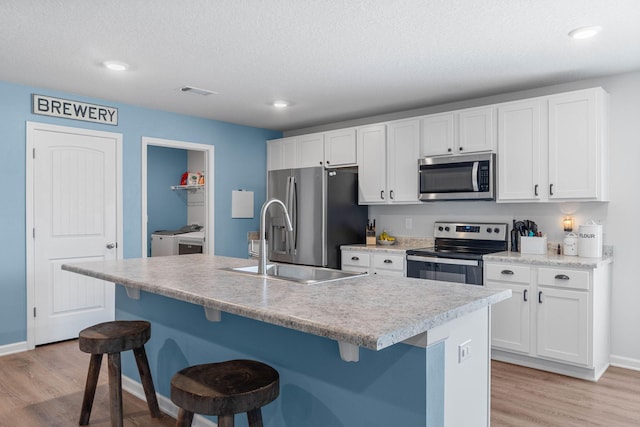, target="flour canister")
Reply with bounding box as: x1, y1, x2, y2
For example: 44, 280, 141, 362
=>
578, 220, 602, 257
563, 232, 578, 256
